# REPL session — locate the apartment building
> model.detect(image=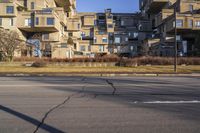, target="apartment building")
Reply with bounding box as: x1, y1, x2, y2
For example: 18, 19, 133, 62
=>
0, 0, 76, 58
140, 0, 200, 56
67, 9, 145, 57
